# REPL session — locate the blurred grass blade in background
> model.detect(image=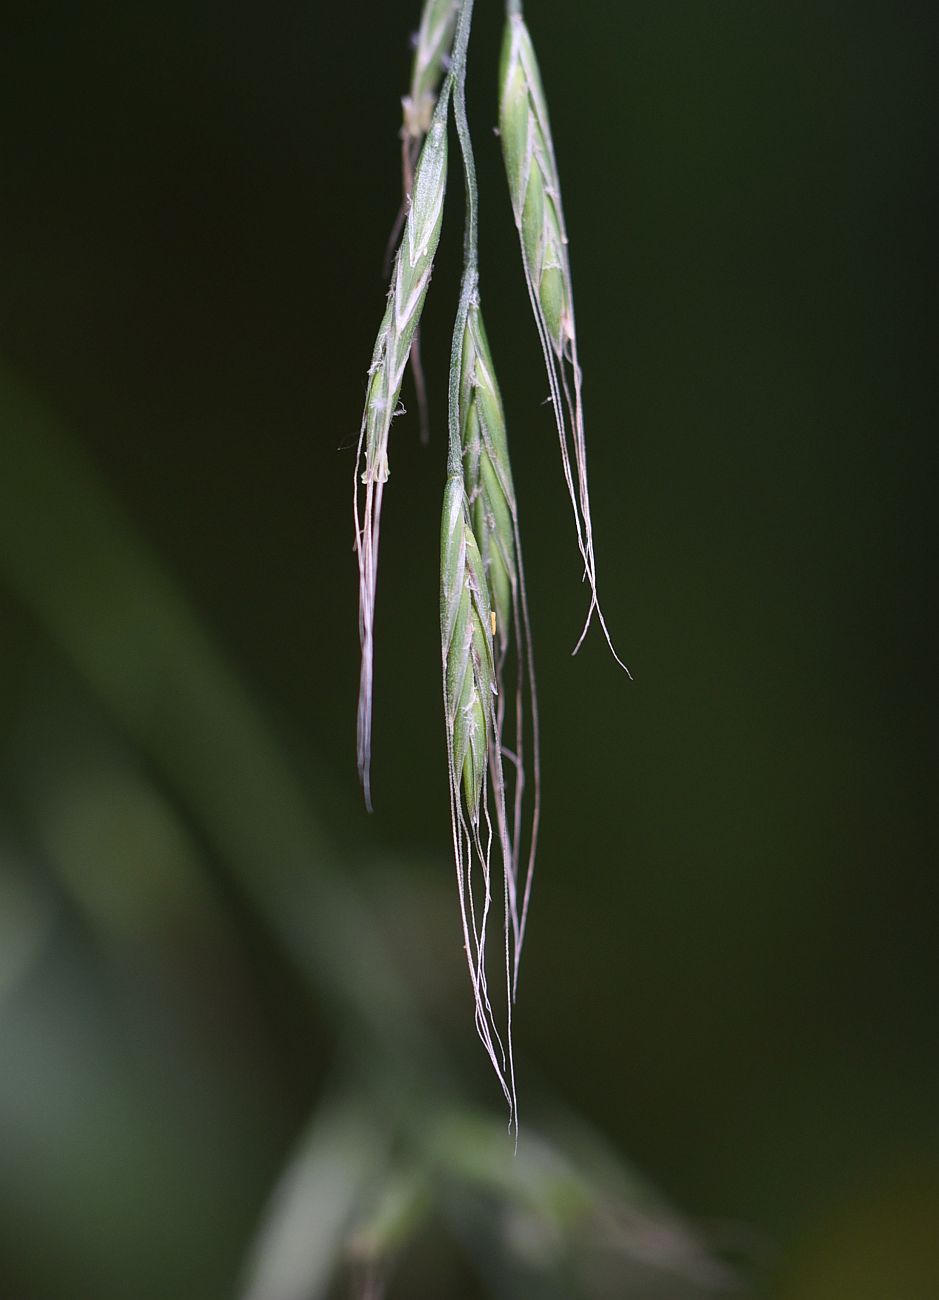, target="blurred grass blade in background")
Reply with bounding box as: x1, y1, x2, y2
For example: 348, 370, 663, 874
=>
239, 1093, 390, 1300
0, 360, 433, 1072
